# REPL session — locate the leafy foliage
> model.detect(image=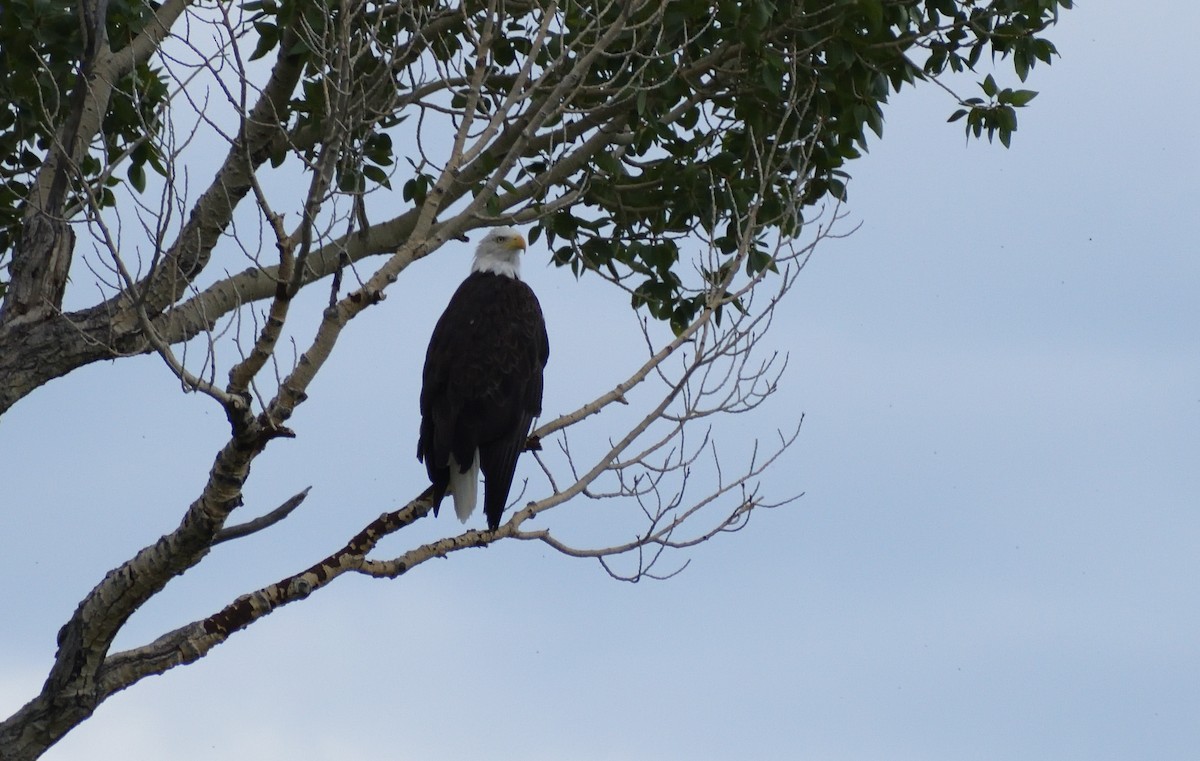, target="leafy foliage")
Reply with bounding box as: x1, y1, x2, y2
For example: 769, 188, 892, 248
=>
948, 73, 1039, 147
0, 0, 1070, 324
524, 0, 1070, 331
0, 0, 168, 277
